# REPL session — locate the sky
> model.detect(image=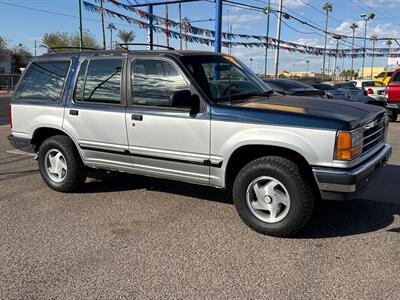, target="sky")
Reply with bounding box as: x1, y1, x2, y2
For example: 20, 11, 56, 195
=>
0, 0, 399, 73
